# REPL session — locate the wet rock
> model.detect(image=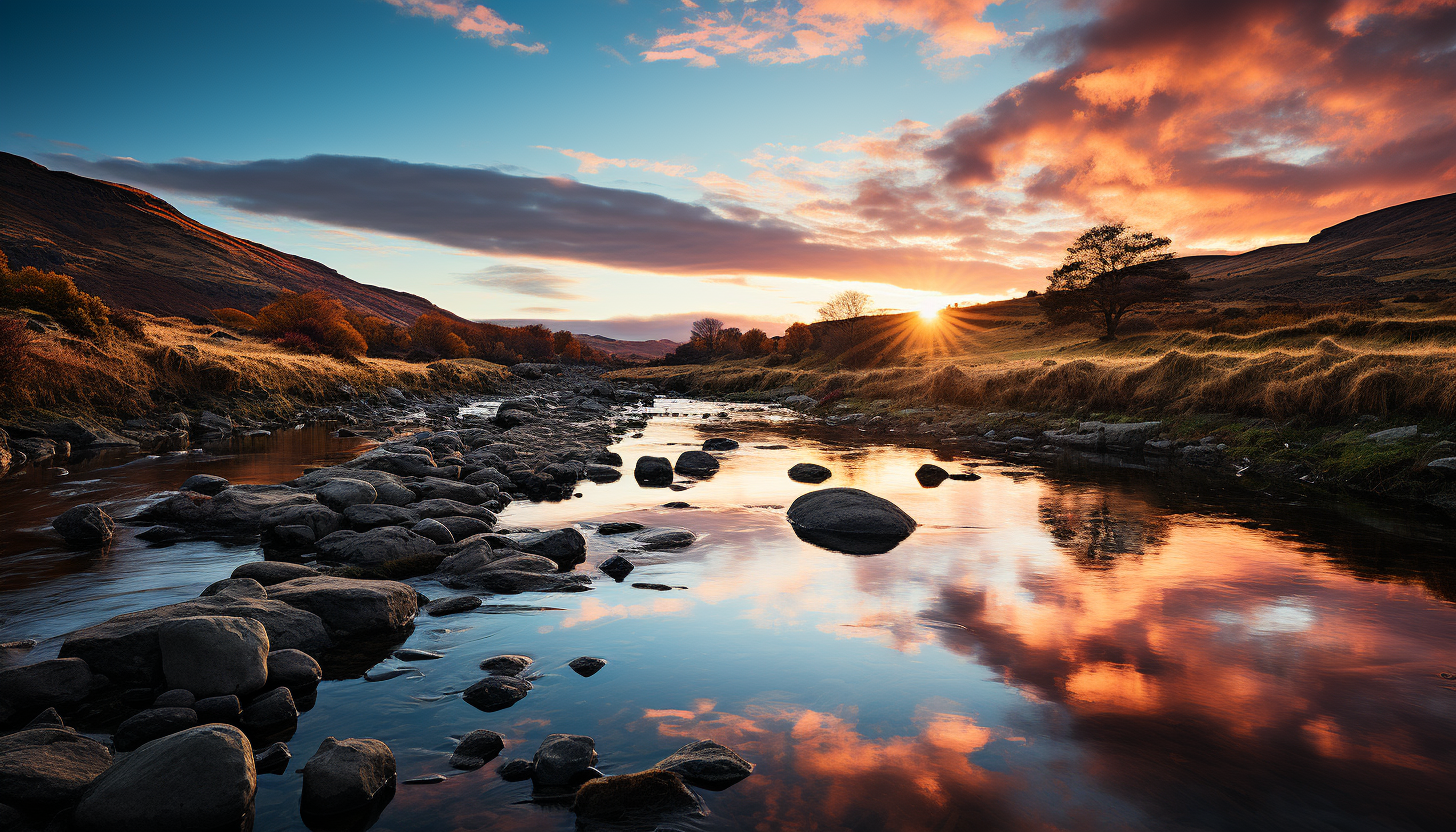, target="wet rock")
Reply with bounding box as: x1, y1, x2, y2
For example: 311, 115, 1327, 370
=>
180, 474, 230, 496
302, 737, 396, 815
662, 501, 692, 509
230, 560, 319, 586
674, 451, 720, 477
266, 649, 322, 692
254, 741, 291, 774
241, 687, 298, 731
315, 526, 436, 567
0, 727, 111, 808
533, 734, 597, 787
462, 675, 531, 711
702, 437, 739, 451
597, 522, 645, 535
1367, 425, 1419, 444
568, 657, 606, 677
24, 707, 65, 729
411, 518, 456, 545
199, 578, 268, 601
411, 498, 497, 522
915, 463, 949, 487
194, 695, 242, 724
633, 456, 673, 486
1042, 420, 1164, 453
584, 464, 621, 482
315, 478, 378, 512
136, 484, 318, 533
1427, 457, 1456, 478
424, 595, 482, 617
343, 503, 421, 530
392, 649, 443, 661
115, 707, 199, 752
573, 770, 705, 822
53, 503, 114, 546
633, 583, 674, 591
504, 528, 587, 567
153, 689, 196, 709
631, 527, 697, 550
409, 478, 496, 506
266, 576, 418, 636
136, 525, 190, 542
479, 655, 532, 676
0, 657, 97, 712
72, 724, 256, 832
788, 462, 832, 483
450, 729, 505, 770
786, 487, 917, 555
436, 515, 492, 541
499, 759, 535, 781
462, 569, 593, 595
653, 739, 754, 788
599, 555, 634, 580
158, 615, 269, 698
